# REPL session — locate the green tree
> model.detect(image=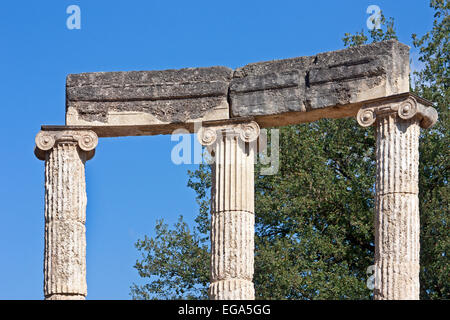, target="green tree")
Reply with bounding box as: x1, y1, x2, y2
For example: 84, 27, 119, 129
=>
411, 0, 449, 299
131, 3, 449, 299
